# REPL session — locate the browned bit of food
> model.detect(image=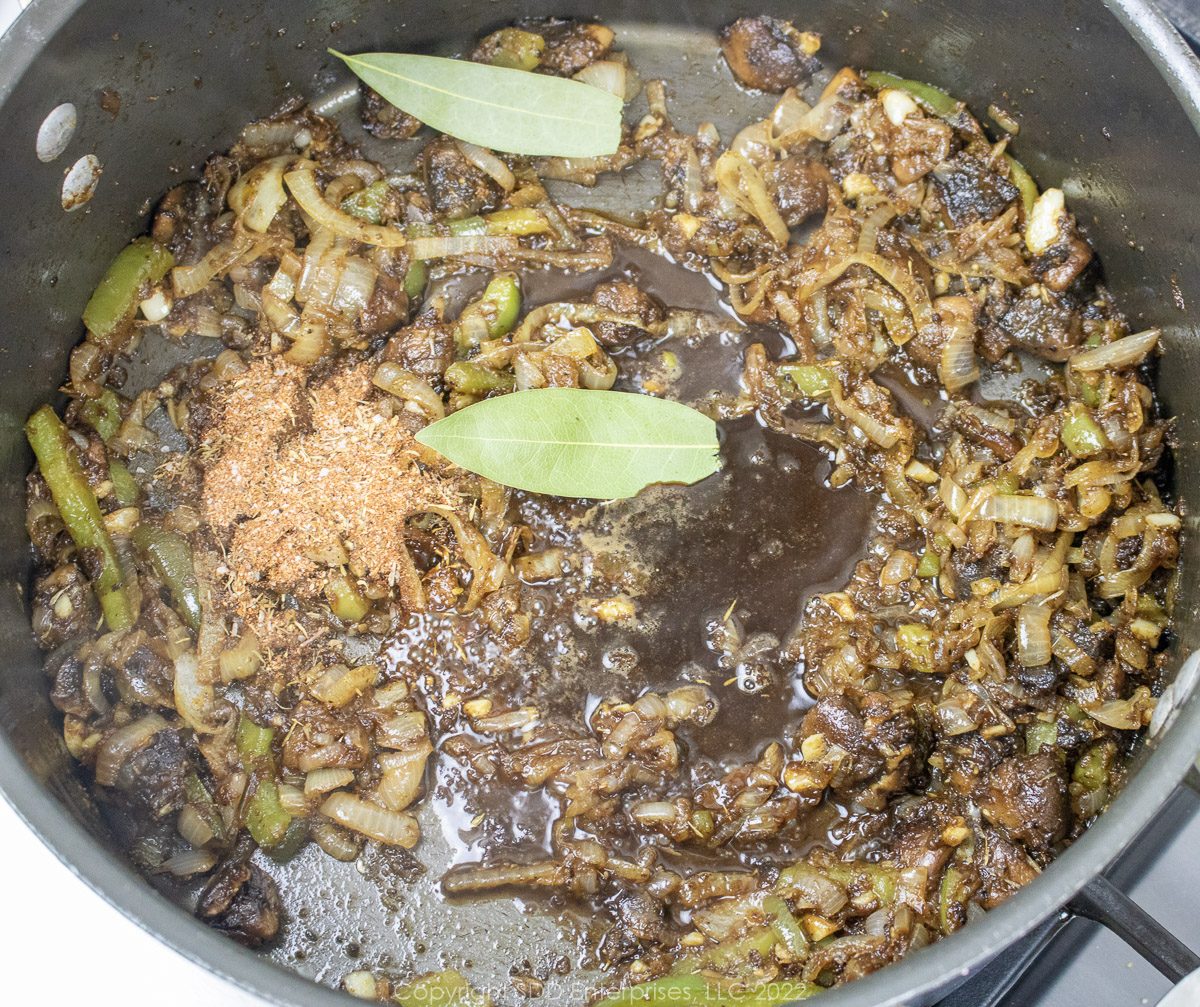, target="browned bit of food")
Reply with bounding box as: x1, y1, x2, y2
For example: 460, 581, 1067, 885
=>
513, 18, 615, 76
24, 14, 1178, 1004
359, 83, 422, 139
720, 16, 821, 93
